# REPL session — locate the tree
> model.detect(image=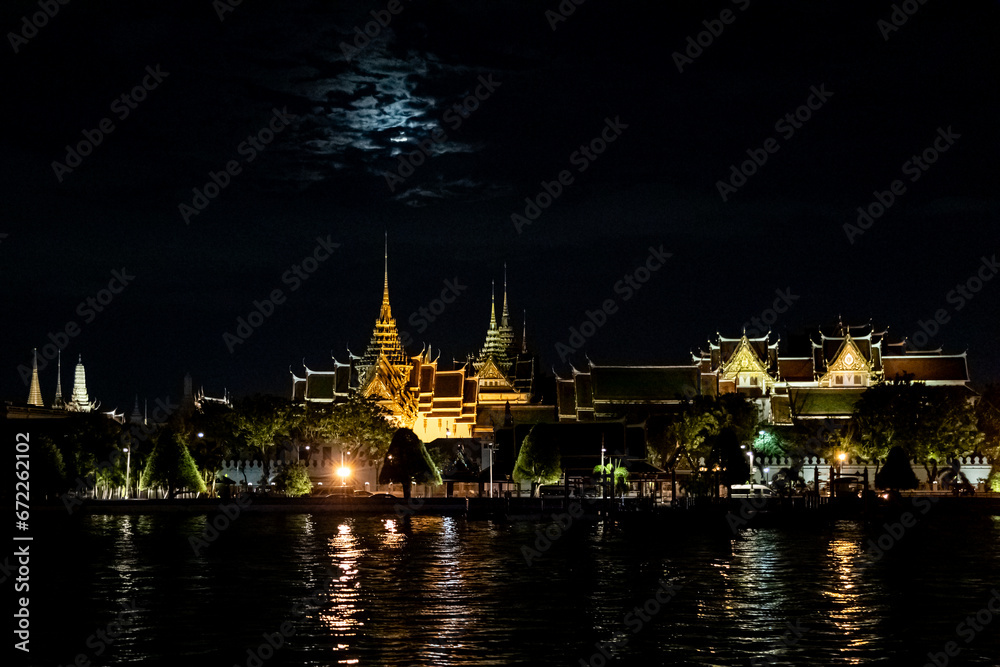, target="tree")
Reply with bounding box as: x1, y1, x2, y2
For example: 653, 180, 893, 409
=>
709, 427, 751, 493
35, 436, 66, 500
296, 396, 396, 481
717, 393, 761, 448
140, 430, 207, 498
512, 425, 562, 496
593, 461, 630, 497
874, 445, 918, 493
274, 462, 313, 497
378, 428, 441, 499
975, 384, 1000, 491
185, 404, 236, 496
852, 380, 981, 483
231, 395, 295, 489
753, 427, 790, 458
